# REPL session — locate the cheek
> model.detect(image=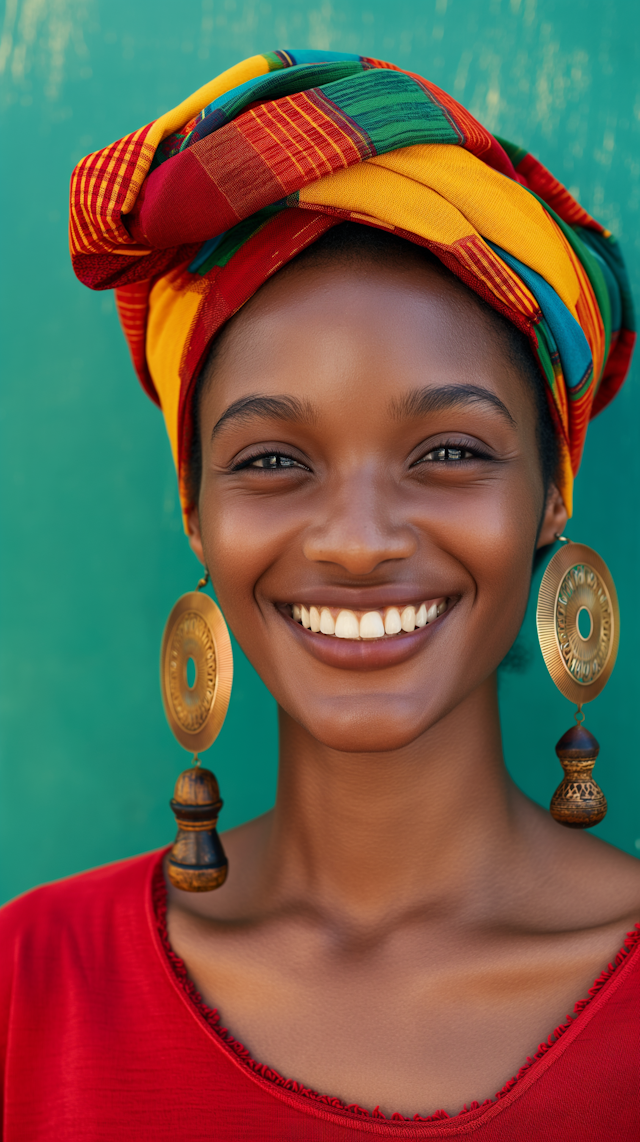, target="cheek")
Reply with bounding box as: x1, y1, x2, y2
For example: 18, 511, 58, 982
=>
199, 488, 292, 620
444, 473, 541, 650
405, 465, 540, 670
